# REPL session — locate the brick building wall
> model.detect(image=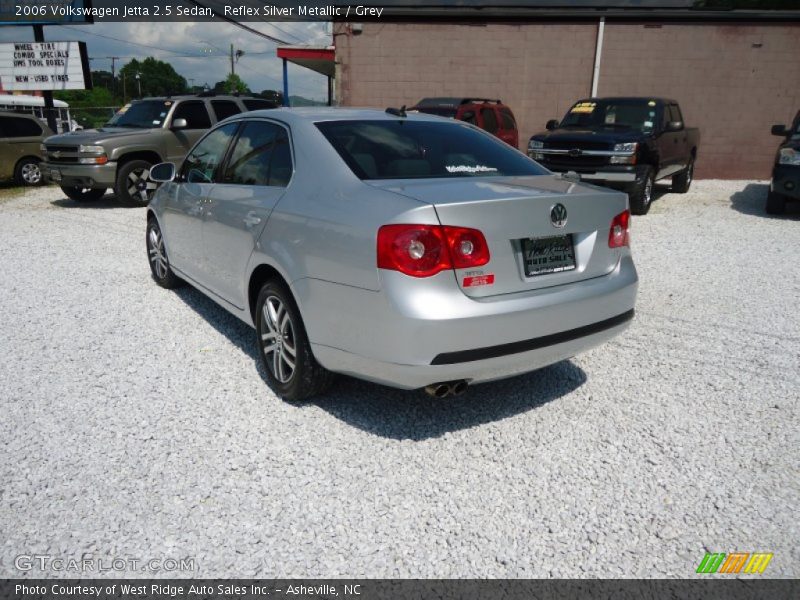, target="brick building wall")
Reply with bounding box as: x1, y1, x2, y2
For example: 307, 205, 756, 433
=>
334, 21, 800, 179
